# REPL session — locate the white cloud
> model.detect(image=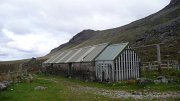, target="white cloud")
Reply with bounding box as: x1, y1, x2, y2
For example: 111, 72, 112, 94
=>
0, 0, 170, 61
0, 29, 71, 61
